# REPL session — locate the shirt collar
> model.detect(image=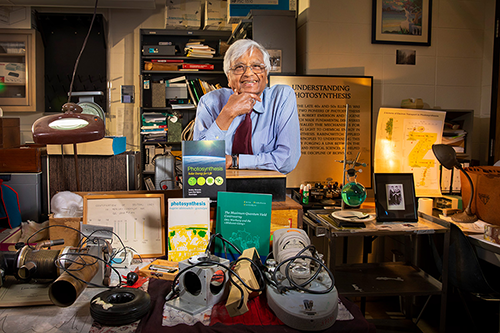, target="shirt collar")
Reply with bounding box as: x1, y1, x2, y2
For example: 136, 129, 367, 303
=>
252, 87, 268, 114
